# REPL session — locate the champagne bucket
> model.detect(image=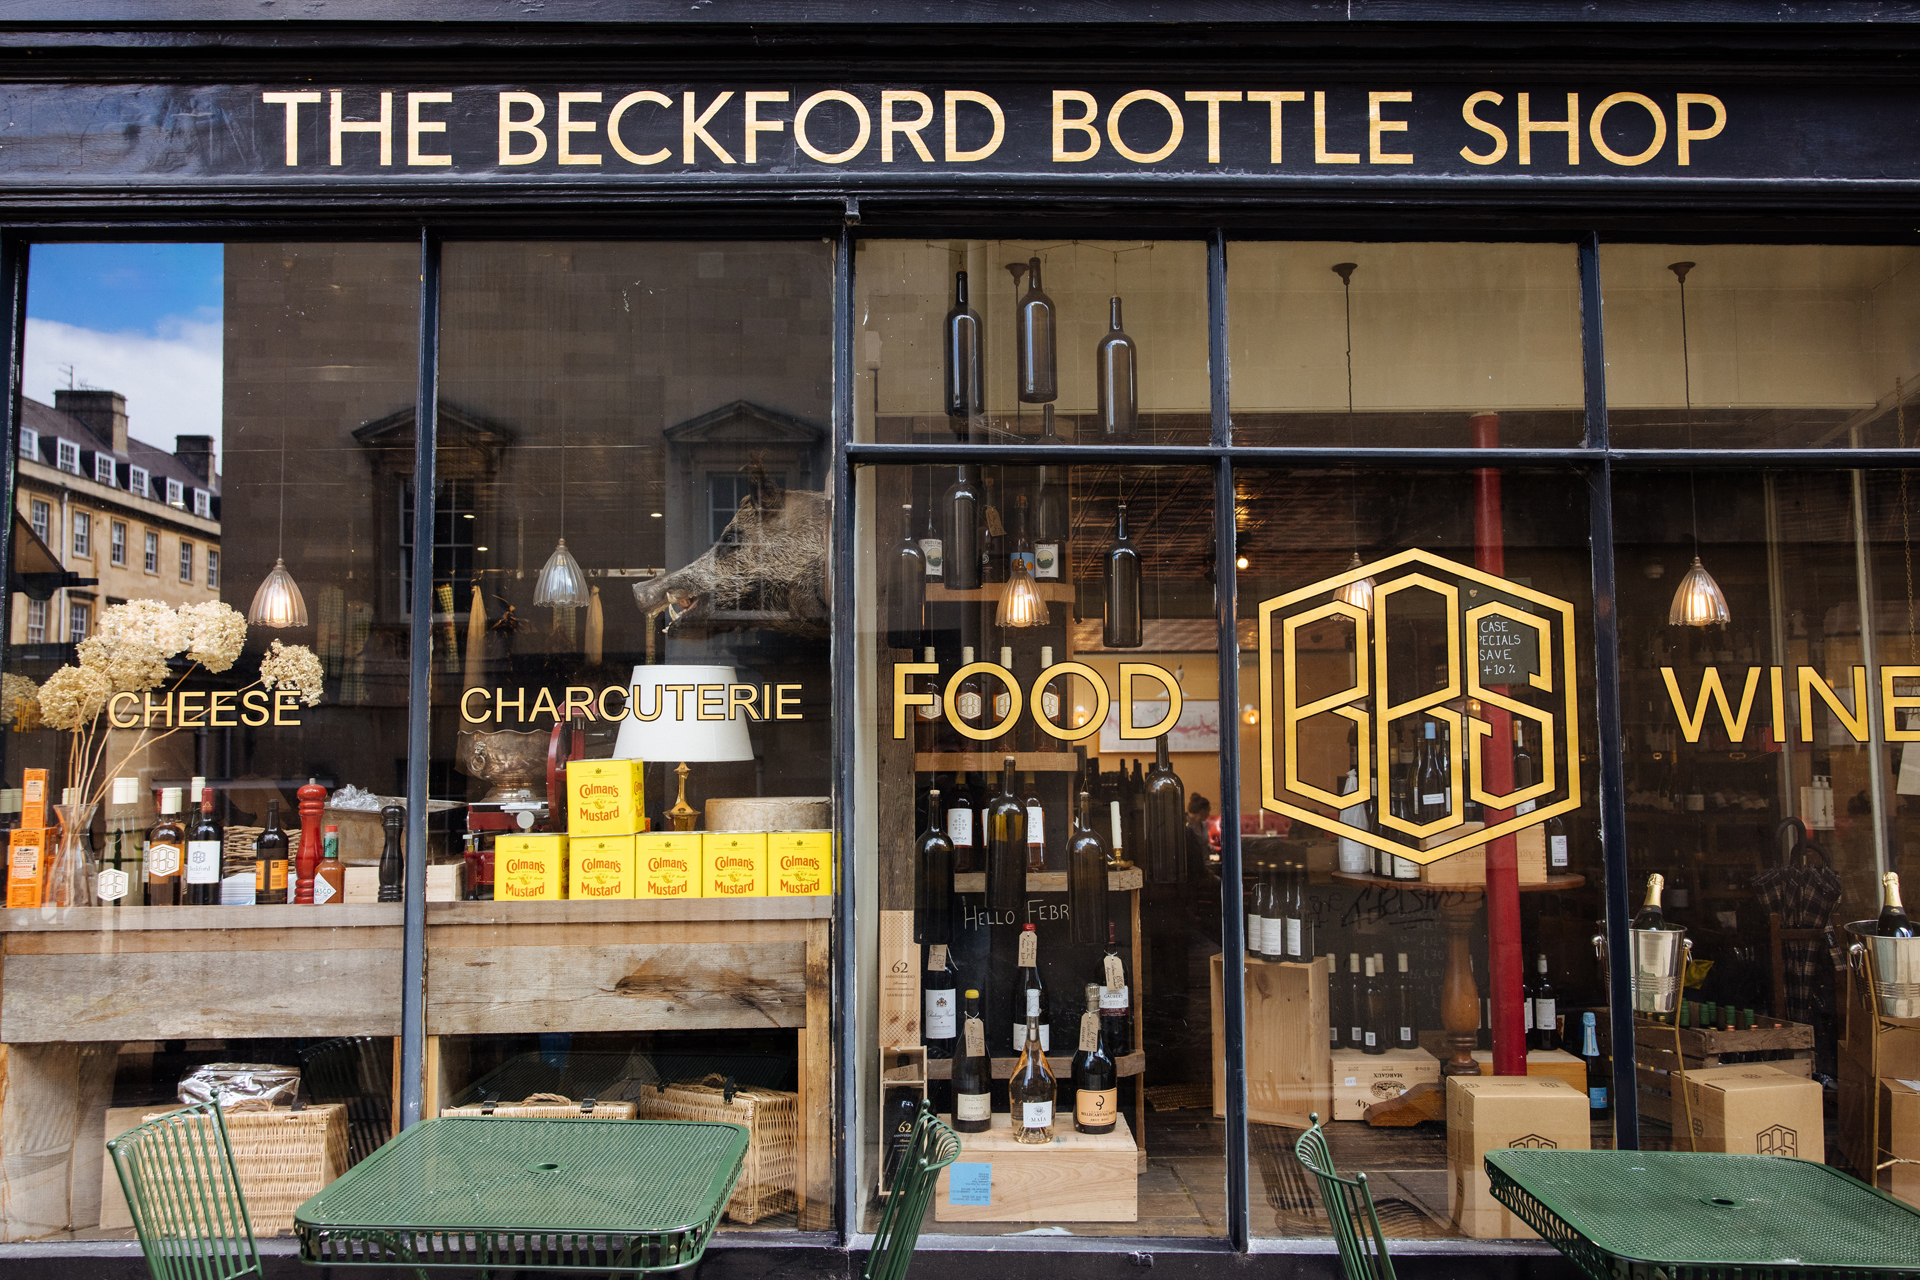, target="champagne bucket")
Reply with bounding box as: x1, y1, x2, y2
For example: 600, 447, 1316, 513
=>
1846, 921, 1920, 1019
1594, 924, 1691, 1014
